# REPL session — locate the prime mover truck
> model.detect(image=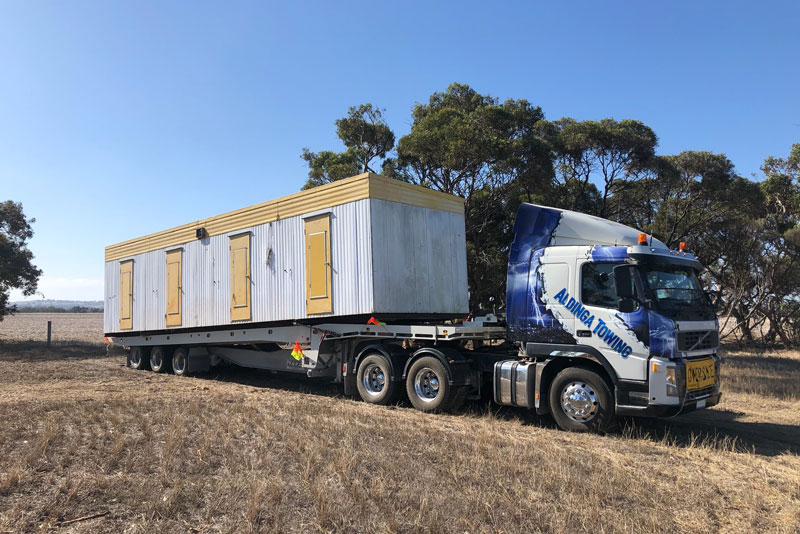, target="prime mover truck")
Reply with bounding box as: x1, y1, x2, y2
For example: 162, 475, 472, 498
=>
104, 172, 721, 432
